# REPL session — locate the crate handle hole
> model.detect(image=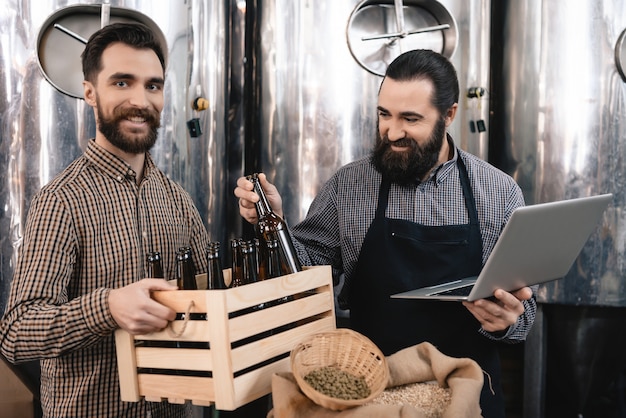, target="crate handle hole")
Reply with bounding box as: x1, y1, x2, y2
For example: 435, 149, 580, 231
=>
167, 300, 195, 338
